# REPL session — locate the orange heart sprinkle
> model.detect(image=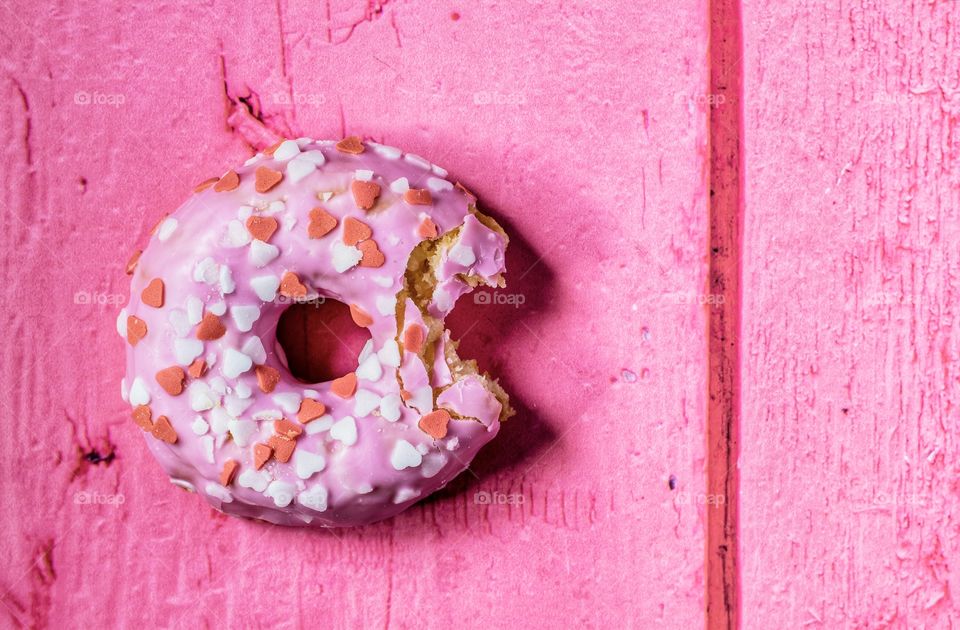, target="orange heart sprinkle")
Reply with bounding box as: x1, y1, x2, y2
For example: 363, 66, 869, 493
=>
151, 416, 178, 444
127, 316, 147, 346
253, 443, 273, 470
308, 208, 337, 239
213, 170, 240, 192
403, 324, 425, 354
255, 365, 280, 393
274, 418, 303, 439
246, 215, 279, 242
125, 250, 142, 275
417, 218, 439, 239
187, 358, 207, 378
155, 366, 185, 396
194, 177, 218, 193
343, 217, 372, 246
358, 240, 385, 268
297, 399, 326, 423
418, 409, 451, 439
335, 136, 364, 154
255, 166, 283, 193
132, 405, 153, 431
279, 271, 307, 298
196, 312, 226, 340
219, 459, 239, 486
349, 304, 373, 327
403, 189, 433, 205
350, 180, 381, 210
141, 278, 164, 308
268, 435, 296, 463
331, 373, 358, 398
